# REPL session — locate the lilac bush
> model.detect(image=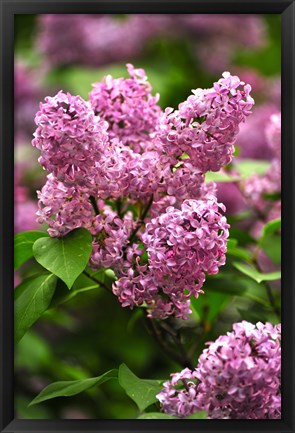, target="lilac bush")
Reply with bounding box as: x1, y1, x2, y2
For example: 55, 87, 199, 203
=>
36, 14, 265, 73
32, 65, 254, 319
157, 321, 281, 419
